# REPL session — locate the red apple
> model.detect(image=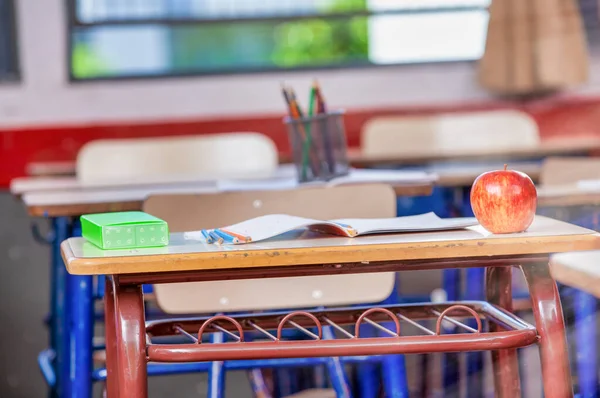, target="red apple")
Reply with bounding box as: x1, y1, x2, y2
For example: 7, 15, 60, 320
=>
470, 164, 537, 234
